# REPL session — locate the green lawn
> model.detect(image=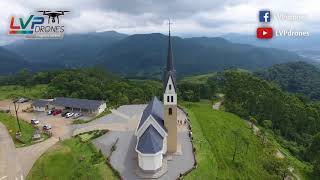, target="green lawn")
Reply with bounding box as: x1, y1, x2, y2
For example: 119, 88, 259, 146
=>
0, 84, 48, 100
180, 73, 216, 84
27, 131, 119, 180
182, 101, 308, 179
0, 112, 47, 147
